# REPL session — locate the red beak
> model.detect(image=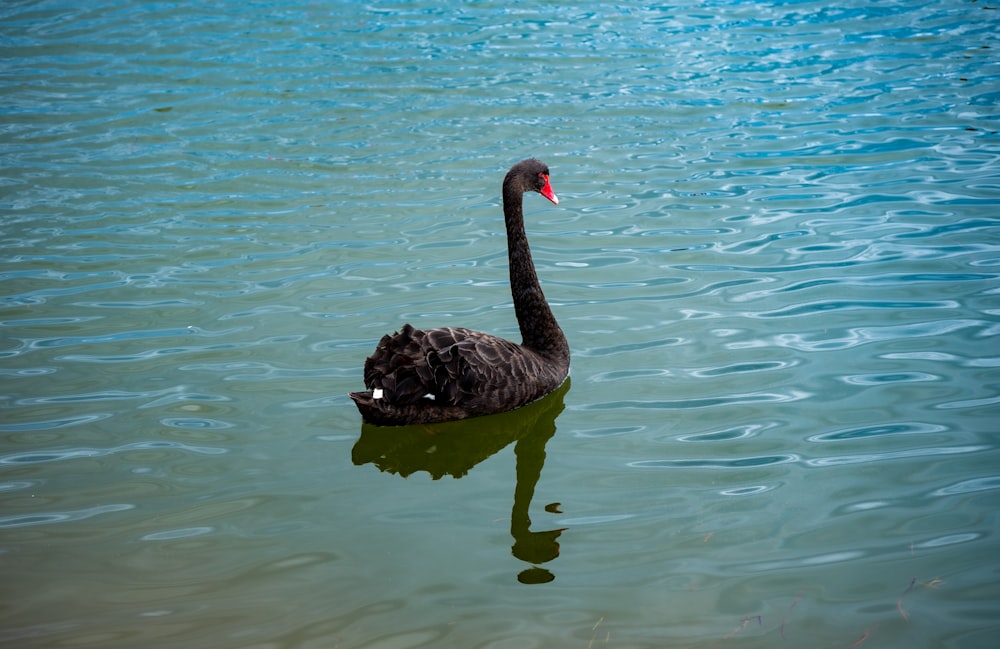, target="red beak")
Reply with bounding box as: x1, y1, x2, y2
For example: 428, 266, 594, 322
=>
539, 175, 559, 205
